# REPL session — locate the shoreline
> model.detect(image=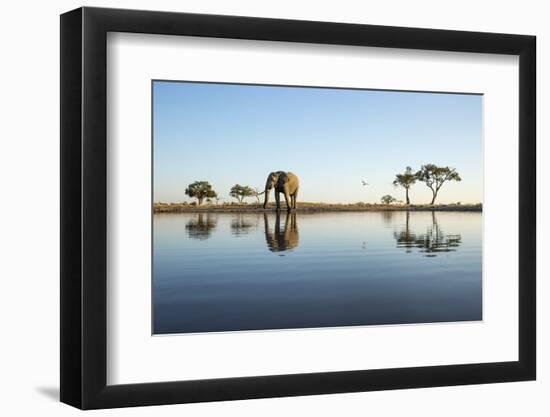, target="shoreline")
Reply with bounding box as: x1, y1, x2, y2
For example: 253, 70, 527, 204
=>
154, 203, 482, 214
